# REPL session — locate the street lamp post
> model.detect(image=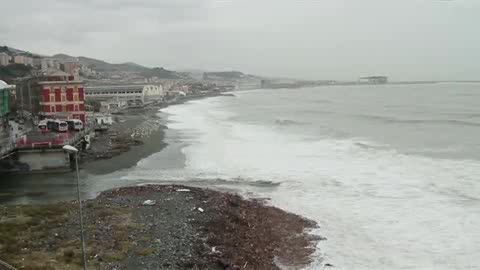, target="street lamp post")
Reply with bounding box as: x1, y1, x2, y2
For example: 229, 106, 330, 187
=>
63, 145, 87, 270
